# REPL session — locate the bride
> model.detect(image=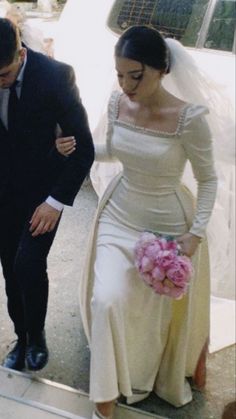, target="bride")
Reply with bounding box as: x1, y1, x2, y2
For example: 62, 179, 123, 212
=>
54, 0, 235, 317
